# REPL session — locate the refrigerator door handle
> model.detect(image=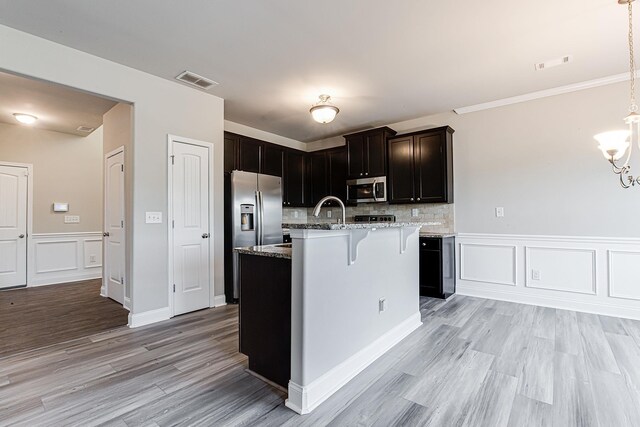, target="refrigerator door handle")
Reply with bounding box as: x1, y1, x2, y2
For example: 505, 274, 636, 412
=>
258, 190, 265, 245
255, 191, 261, 246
